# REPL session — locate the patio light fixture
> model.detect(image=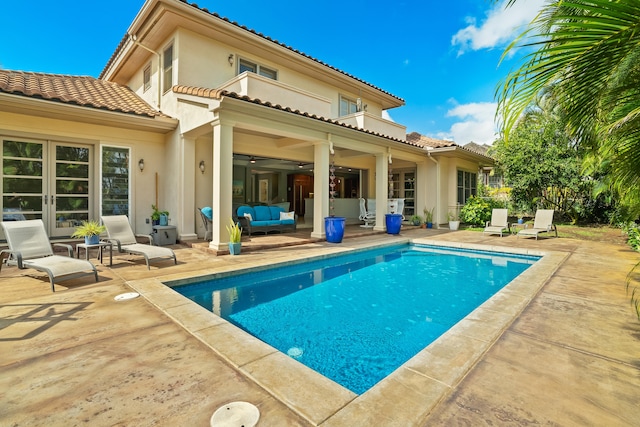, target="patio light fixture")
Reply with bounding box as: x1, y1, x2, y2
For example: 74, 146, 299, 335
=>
249, 156, 256, 164
199, 160, 205, 174
138, 158, 145, 172
228, 54, 234, 66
